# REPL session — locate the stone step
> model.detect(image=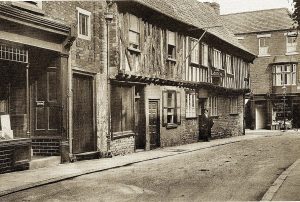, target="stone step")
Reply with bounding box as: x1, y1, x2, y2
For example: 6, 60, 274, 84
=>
30, 156, 61, 170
